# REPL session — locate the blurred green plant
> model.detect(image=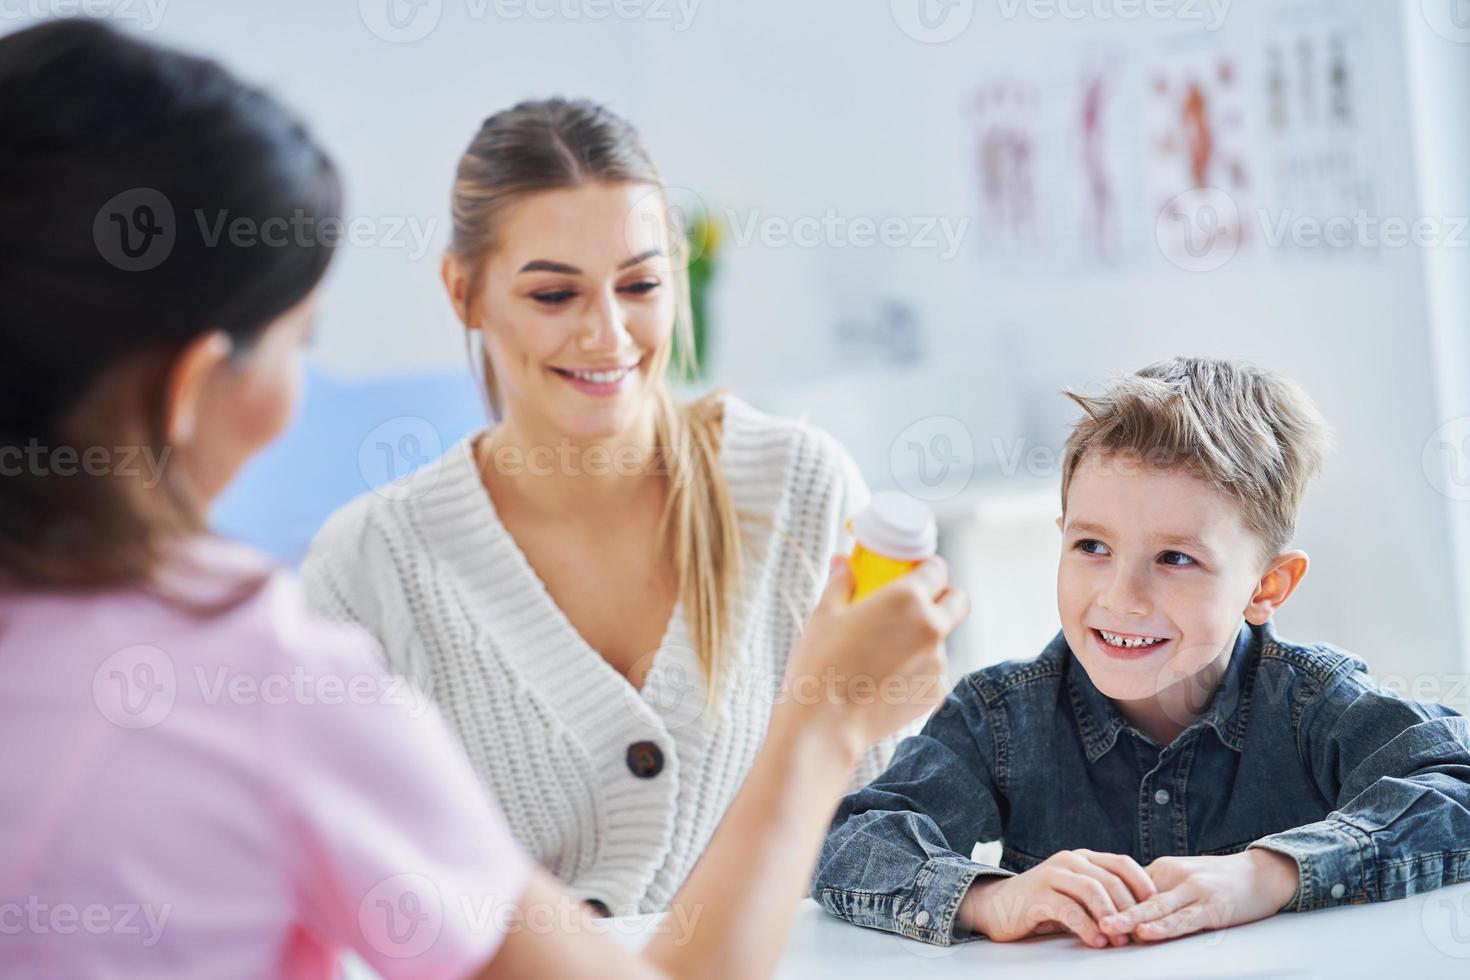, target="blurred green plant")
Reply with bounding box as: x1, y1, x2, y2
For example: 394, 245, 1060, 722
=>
673, 209, 721, 382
